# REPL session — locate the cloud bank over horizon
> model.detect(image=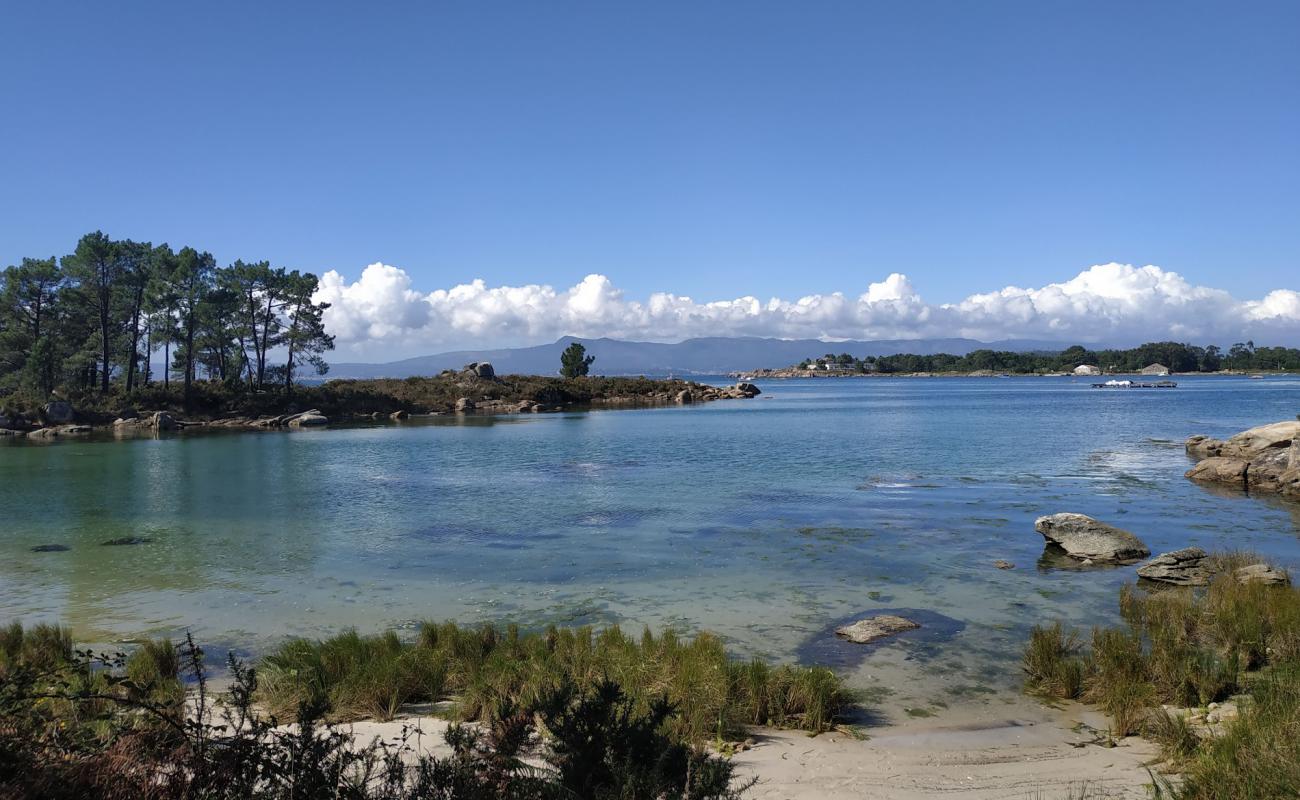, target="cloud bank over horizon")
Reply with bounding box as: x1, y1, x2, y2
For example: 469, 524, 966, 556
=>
314, 263, 1300, 360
